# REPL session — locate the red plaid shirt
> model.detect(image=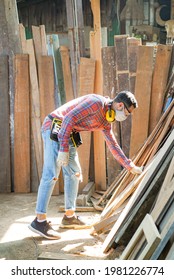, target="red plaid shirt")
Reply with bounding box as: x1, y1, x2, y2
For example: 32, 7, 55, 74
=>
43, 94, 132, 170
